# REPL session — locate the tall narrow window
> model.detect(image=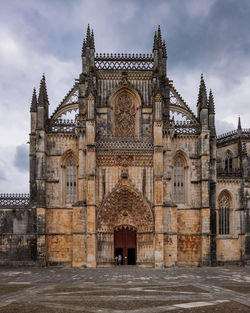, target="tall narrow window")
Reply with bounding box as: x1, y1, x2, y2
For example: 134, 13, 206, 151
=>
218, 192, 230, 234
66, 157, 77, 203
173, 156, 184, 204
225, 151, 233, 173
